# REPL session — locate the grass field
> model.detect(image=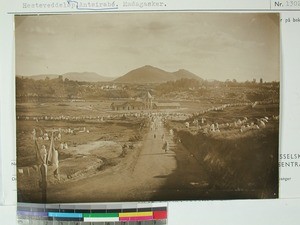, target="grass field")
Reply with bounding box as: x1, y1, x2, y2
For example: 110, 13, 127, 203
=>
16, 102, 144, 201
16, 98, 280, 201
